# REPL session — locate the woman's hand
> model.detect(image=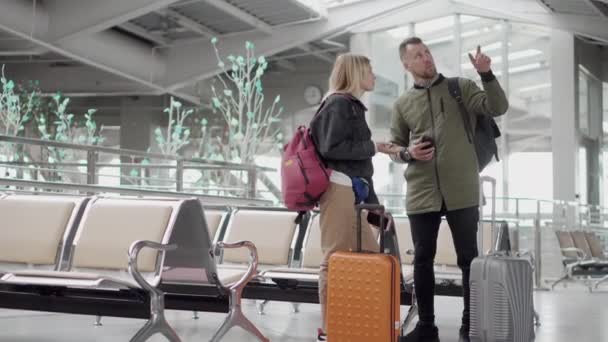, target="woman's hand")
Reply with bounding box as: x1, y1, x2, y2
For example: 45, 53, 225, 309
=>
376, 142, 403, 154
